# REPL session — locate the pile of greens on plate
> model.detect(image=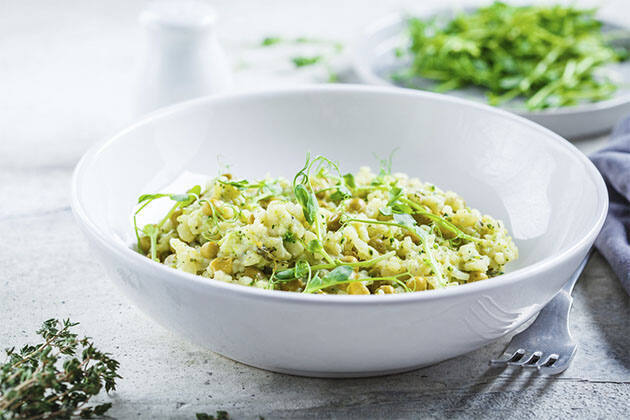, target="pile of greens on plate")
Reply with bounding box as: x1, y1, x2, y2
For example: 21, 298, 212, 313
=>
397, 1, 629, 110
